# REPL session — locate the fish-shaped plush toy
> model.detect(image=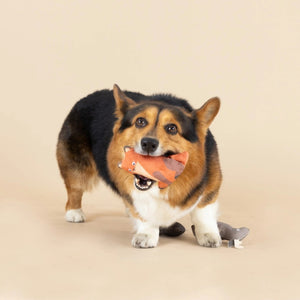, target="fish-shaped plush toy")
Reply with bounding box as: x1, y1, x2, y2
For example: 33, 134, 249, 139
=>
119, 147, 189, 189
